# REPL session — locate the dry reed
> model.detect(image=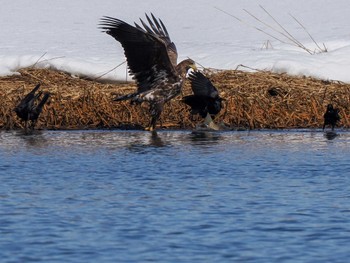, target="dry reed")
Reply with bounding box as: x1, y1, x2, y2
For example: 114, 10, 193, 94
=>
0, 67, 349, 130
